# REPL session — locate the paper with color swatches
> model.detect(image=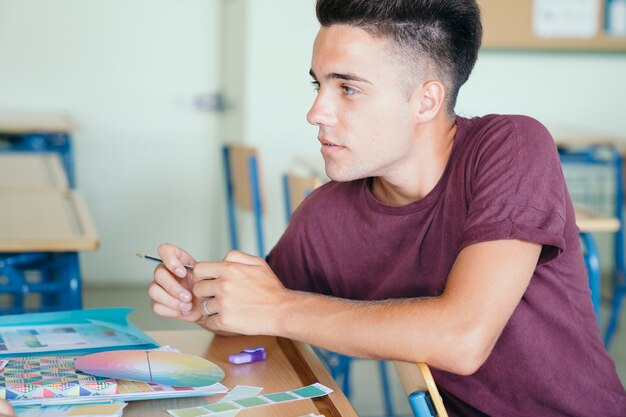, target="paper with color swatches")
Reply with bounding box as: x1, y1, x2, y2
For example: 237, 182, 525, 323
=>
167, 383, 333, 417
0, 356, 116, 400
203, 385, 263, 417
